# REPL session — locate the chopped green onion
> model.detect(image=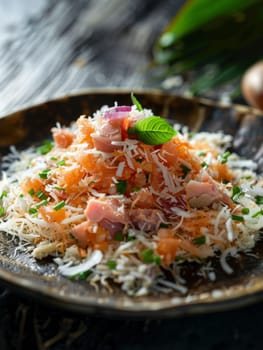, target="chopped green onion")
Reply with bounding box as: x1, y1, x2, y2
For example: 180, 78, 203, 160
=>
231, 186, 242, 203
29, 207, 38, 214
53, 186, 65, 191
241, 208, 250, 215
107, 260, 117, 270
198, 150, 206, 157
28, 188, 35, 196
53, 201, 65, 211
231, 214, 244, 222
131, 187, 140, 192
36, 191, 47, 200
0, 207, 5, 216
181, 164, 191, 179
39, 168, 51, 179
218, 151, 231, 164
255, 195, 263, 205
37, 140, 54, 155
135, 158, 143, 163
50, 157, 58, 161
201, 161, 209, 168
141, 249, 161, 264
127, 235, 136, 242
56, 159, 66, 167
0, 191, 7, 199
19, 194, 24, 198
252, 210, 263, 218
115, 180, 127, 195
36, 199, 48, 208
192, 236, 206, 245
131, 92, 143, 111
114, 231, 124, 241
69, 270, 92, 280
